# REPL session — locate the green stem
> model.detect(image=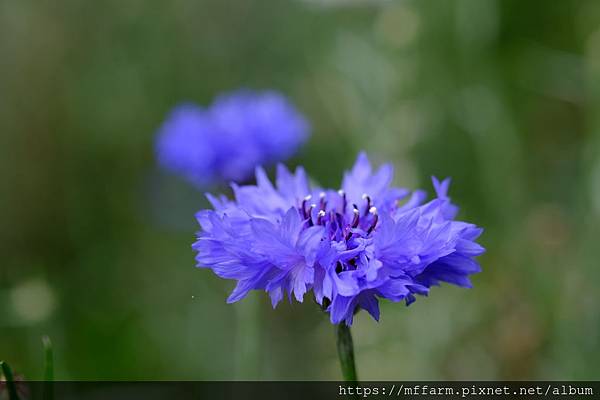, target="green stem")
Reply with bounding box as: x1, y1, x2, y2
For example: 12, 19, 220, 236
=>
233, 295, 260, 379
0, 360, 20, 400
335, 323, 358, 382
42, 336, 54, 400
